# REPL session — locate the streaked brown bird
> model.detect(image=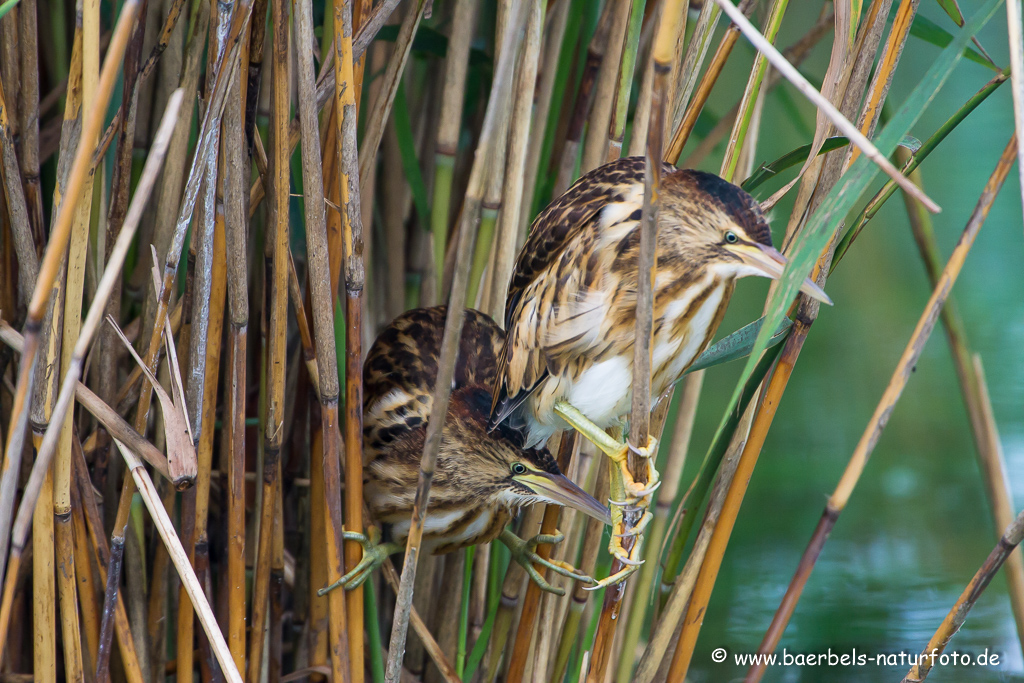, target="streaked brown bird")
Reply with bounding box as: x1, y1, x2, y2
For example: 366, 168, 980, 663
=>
489, 157, 831, 586
321, 307, 610, 596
